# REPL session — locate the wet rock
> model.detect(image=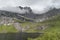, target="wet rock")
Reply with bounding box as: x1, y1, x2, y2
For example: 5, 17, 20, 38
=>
35, 25, 48, 30
13, 22, 22, 31
22, 25, 30, 32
